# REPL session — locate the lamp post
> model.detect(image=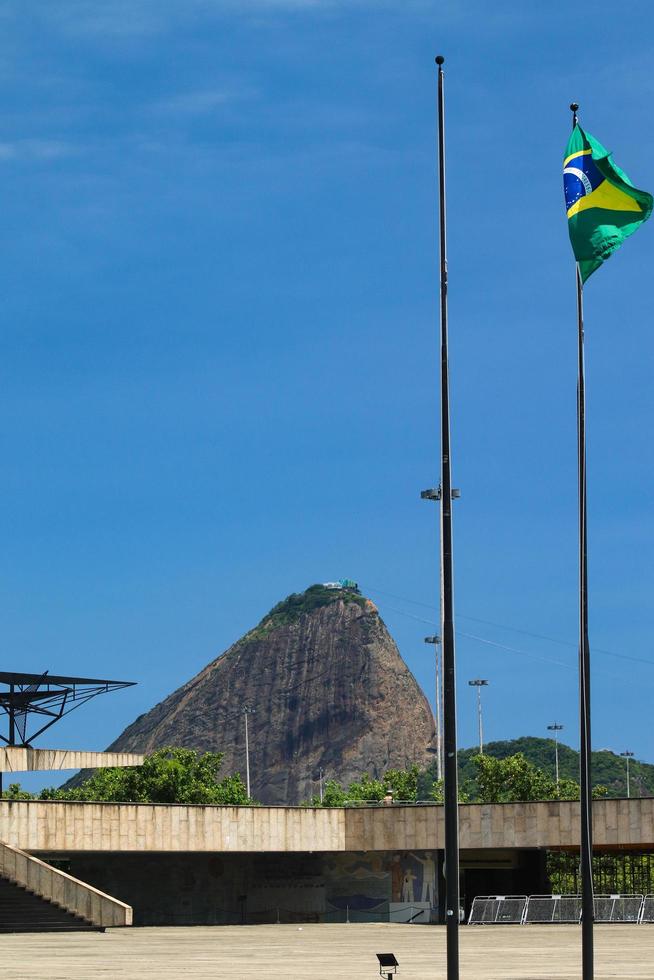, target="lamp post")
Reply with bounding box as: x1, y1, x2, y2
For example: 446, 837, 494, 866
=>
621, 750, 635, 799
425, 635, 442, 781
467, 679, 488, 754
547, 722, 564, 789
242, 706, 256, 798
